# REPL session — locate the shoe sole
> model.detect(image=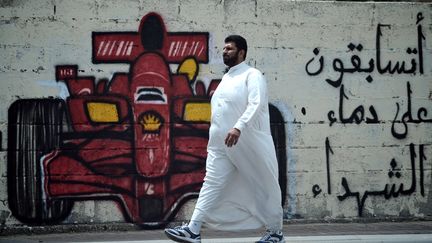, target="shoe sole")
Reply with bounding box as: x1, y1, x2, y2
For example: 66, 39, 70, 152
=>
256, 238, 286, 243
256, 241, 286, 243
164, 229, 201, 243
